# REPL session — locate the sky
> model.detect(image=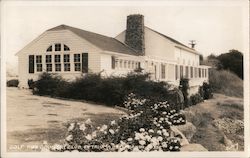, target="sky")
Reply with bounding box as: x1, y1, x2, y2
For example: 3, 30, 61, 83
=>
1, 0, 248, 75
